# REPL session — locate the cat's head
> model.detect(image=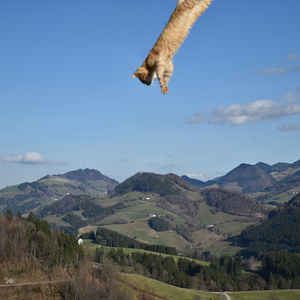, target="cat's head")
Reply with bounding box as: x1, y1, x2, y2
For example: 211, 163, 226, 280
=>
133, 66, 156, 86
